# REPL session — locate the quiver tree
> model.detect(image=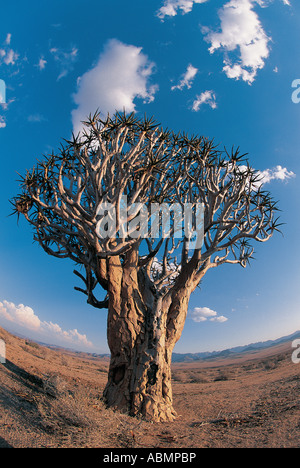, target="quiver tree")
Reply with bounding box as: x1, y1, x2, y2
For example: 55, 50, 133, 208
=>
11, 112, 280, 422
